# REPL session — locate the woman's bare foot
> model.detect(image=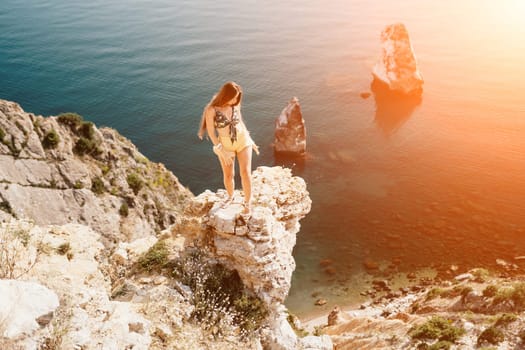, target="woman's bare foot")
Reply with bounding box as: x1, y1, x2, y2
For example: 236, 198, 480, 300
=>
241, 200, 251, 216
